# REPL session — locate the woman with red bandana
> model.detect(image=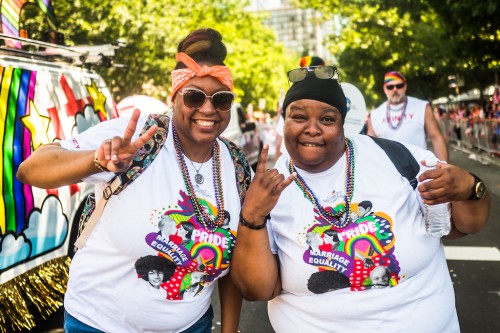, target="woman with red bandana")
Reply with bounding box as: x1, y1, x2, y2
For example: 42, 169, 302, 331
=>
17, 28, 248, 333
